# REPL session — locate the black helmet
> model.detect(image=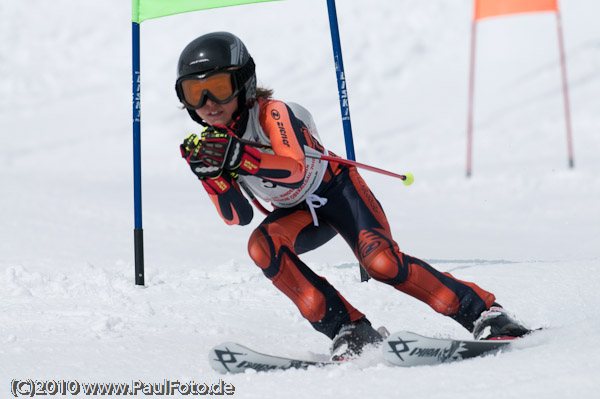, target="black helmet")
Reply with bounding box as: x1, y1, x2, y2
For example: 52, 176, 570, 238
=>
176, 32, 256, 125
